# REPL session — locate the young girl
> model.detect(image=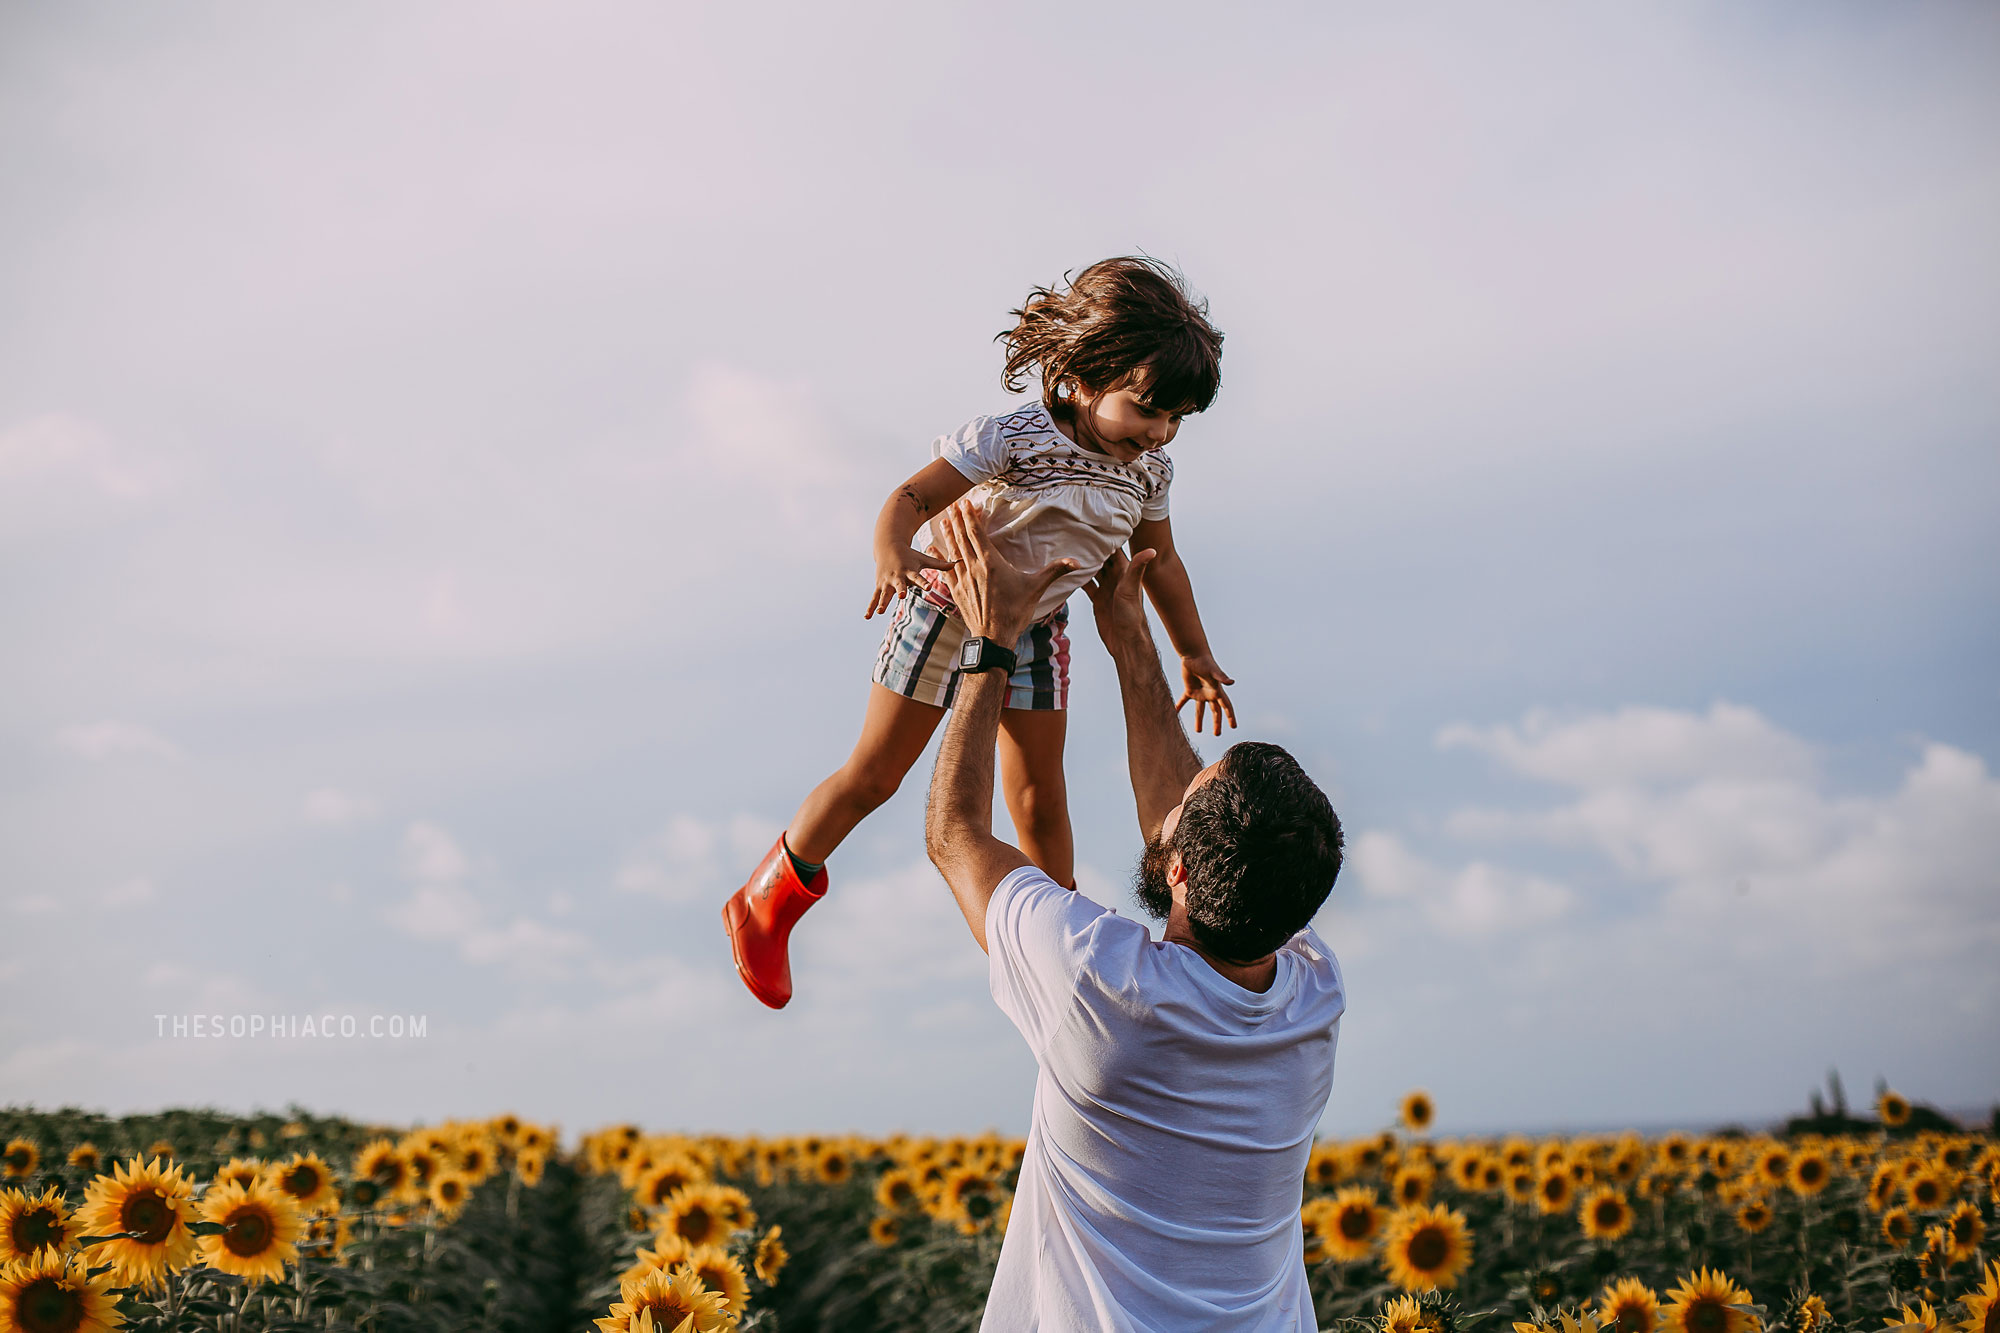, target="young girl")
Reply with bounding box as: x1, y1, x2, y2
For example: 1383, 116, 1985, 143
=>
723, 256, 1237, 1009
